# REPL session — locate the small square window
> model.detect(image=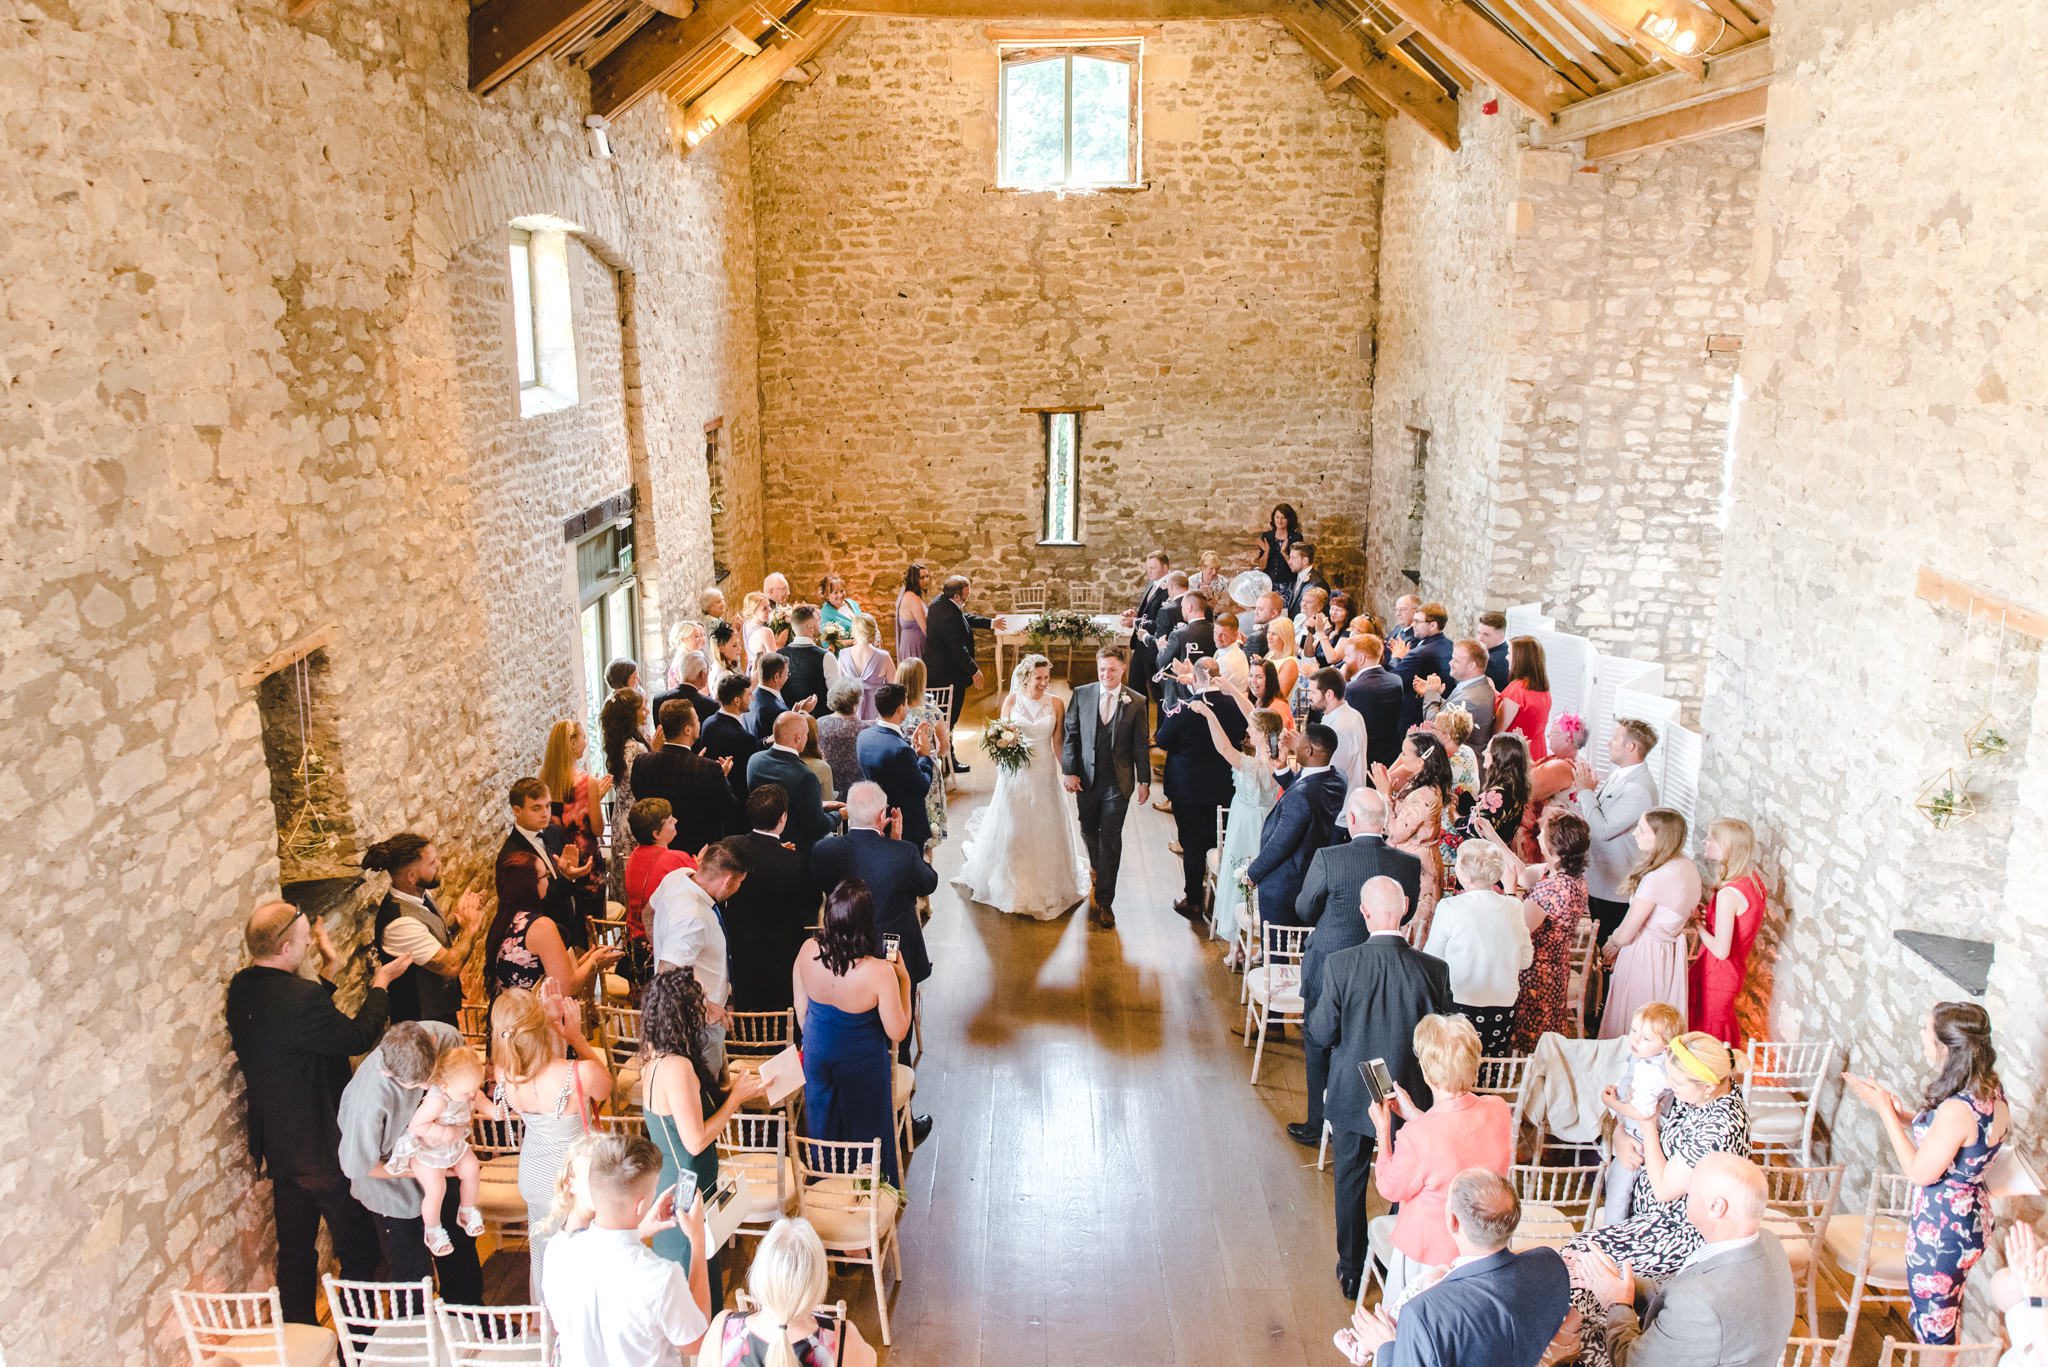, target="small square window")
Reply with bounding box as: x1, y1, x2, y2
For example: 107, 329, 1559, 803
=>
508, 224, 580, 416
1041, 411, 1081, 544
999, 43, 1141, 190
